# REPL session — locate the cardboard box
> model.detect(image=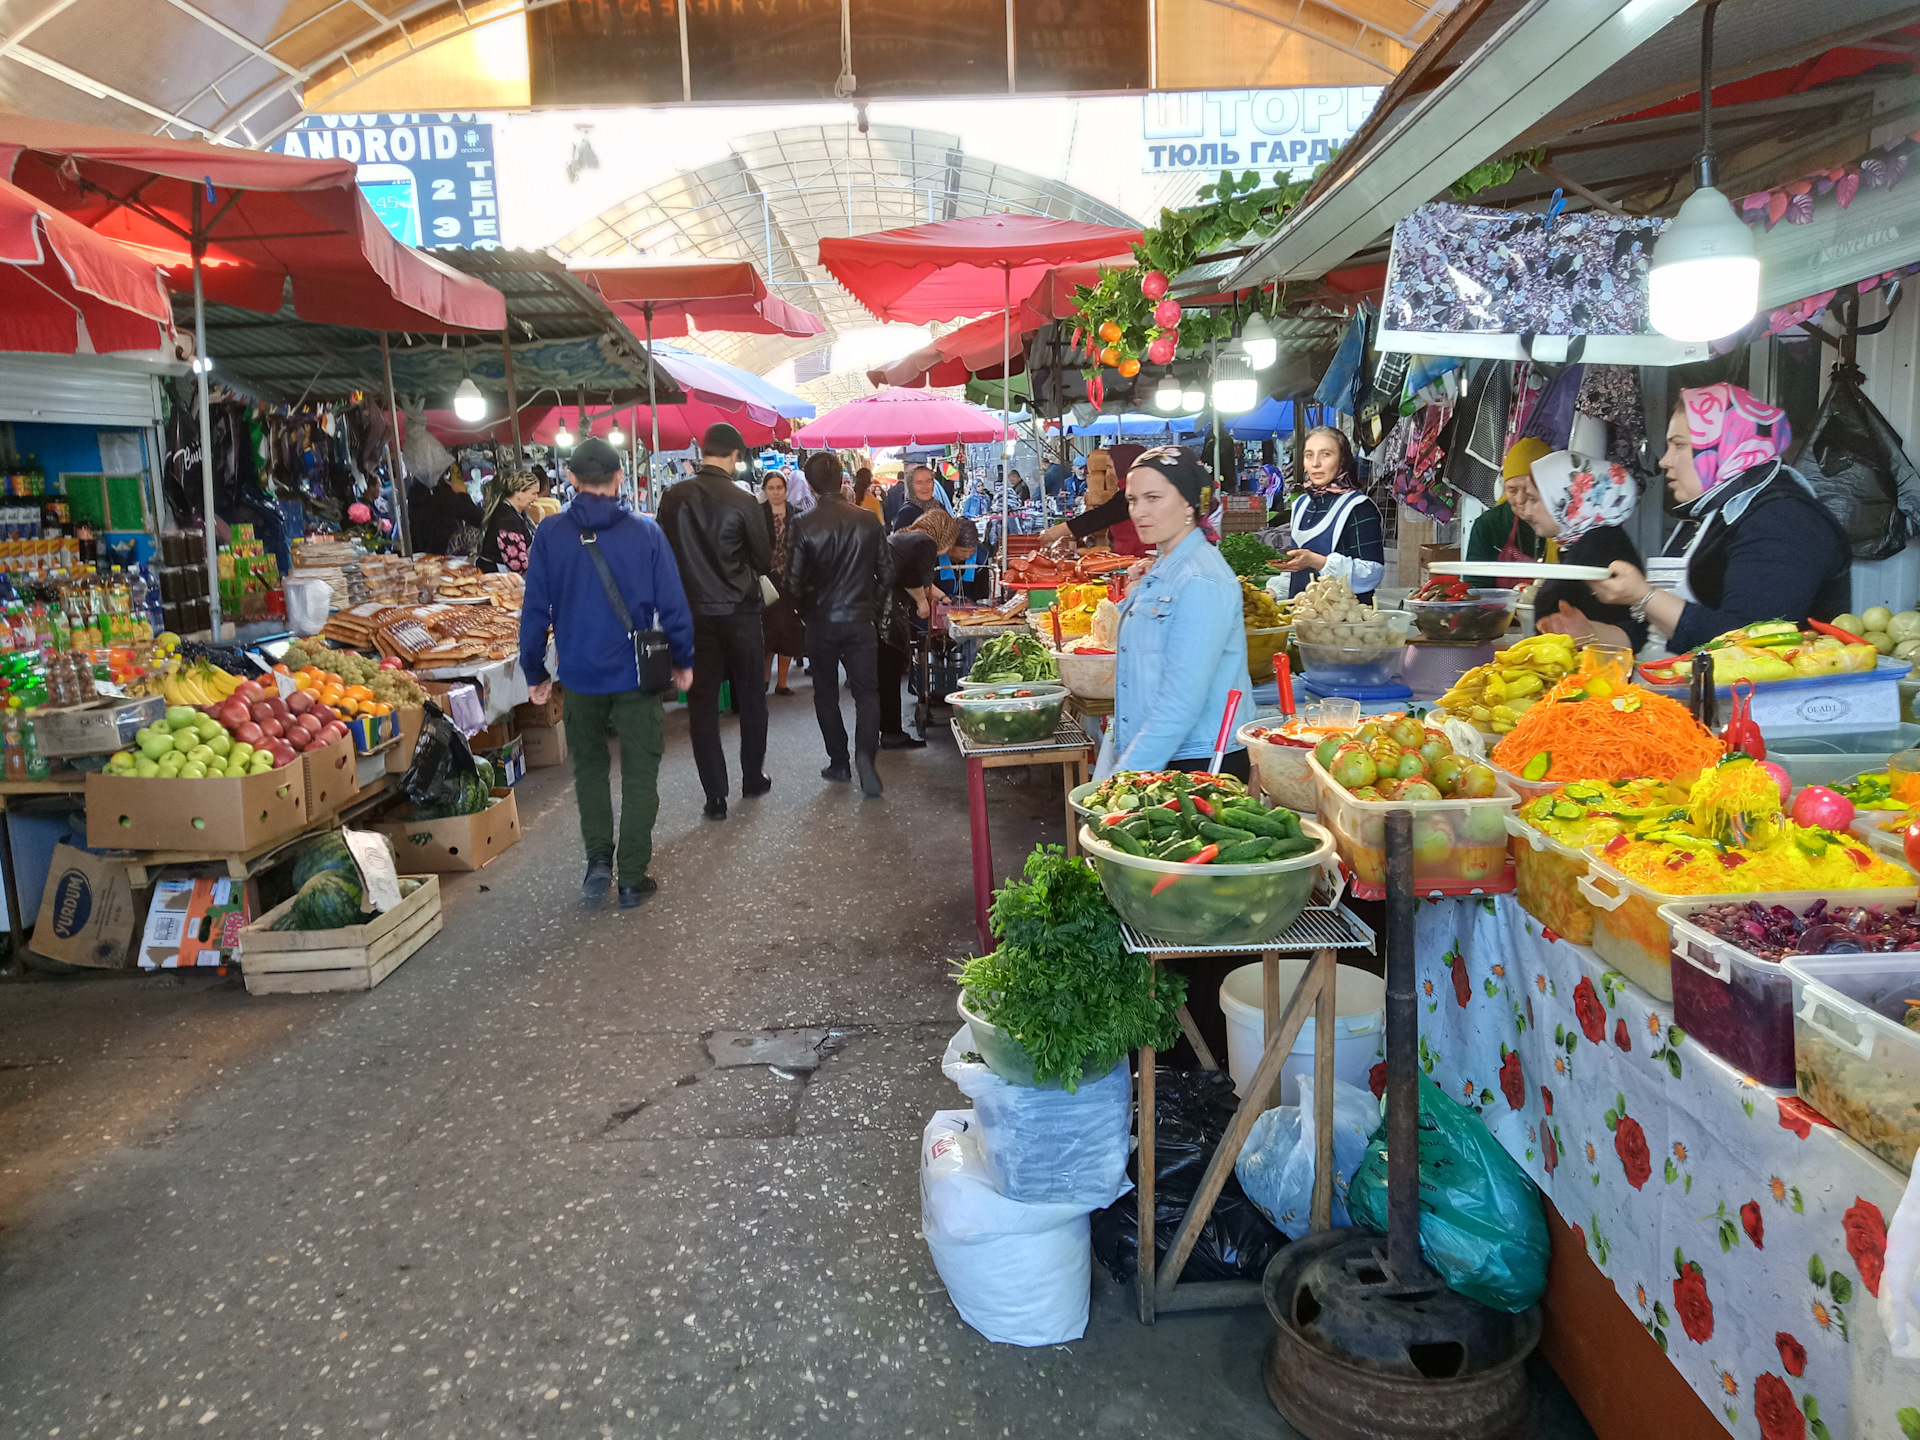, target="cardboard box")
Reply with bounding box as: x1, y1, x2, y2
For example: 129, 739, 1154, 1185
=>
1419, 543, 1461, 569
513, 688, 563, 728
476, 735, 525, 788
302, 733, 357, 818
354, 748, 390, 793
30, 843, 141, 968
137, 875, 252, 969
468, 715, 517, 752
521, 724, 569, 769
347, 711, 401, 753
372, 788, 521, 872
87, 767, 307, 853
387, 704, 426, 776
31, 695, 166, 758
